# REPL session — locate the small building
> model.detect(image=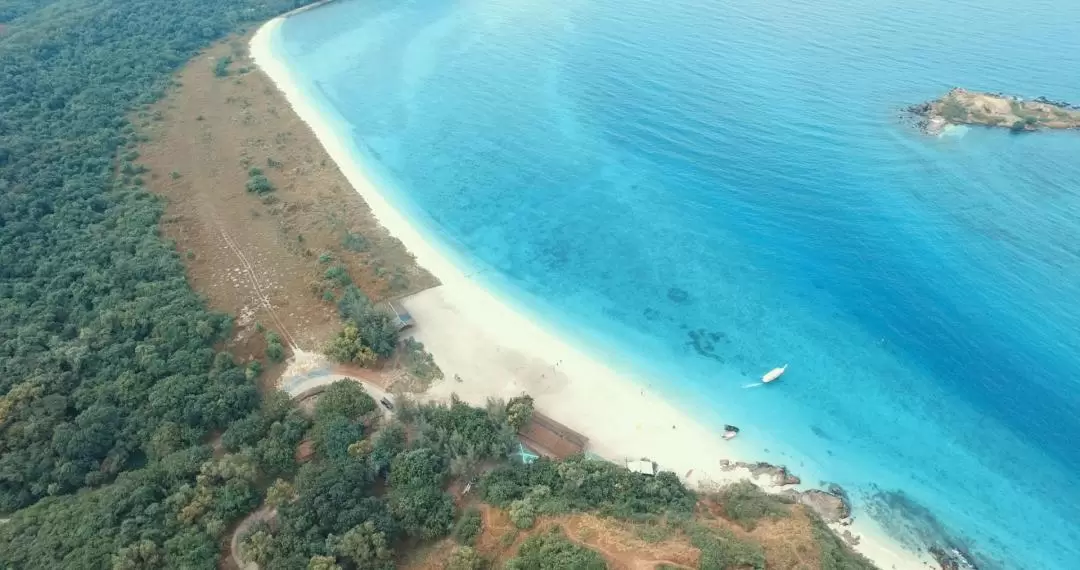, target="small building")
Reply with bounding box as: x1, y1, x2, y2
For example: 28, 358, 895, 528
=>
626, 458, 658, 476
518, 411, 588, 459
387, 301, 413, 331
